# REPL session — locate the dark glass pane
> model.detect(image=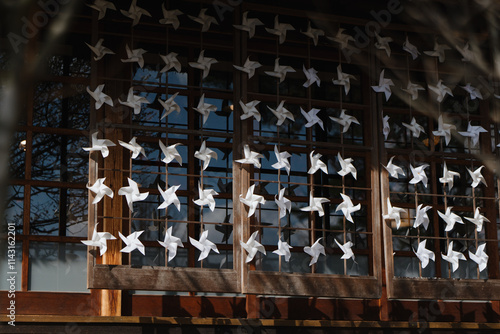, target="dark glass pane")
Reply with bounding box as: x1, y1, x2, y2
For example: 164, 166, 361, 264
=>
32, 133, 87, 182
30, 187, 87, 236
10, 132, 26, 179
5, 185, 24, 234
